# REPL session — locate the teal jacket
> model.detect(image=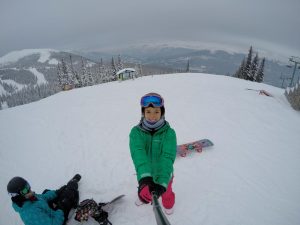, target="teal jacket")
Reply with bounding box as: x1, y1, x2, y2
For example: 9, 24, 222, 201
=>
129, 121, 177, 188
12, 190, 64, 225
